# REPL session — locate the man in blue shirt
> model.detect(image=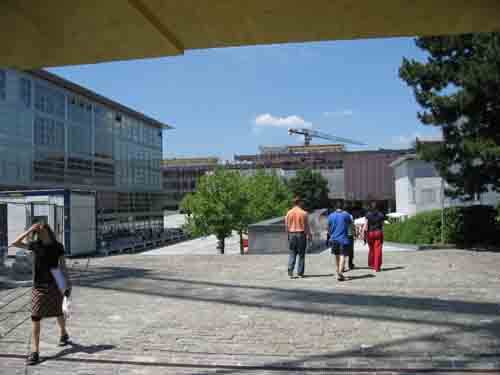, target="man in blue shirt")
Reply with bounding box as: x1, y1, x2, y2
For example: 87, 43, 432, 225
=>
328, 202, 353, 281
